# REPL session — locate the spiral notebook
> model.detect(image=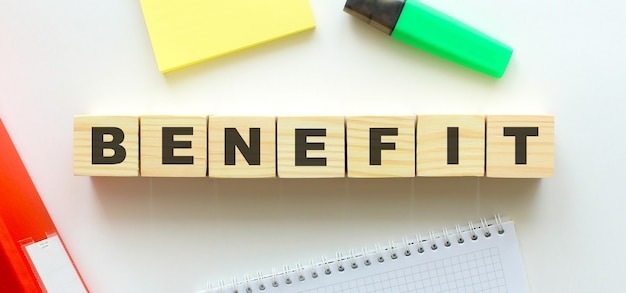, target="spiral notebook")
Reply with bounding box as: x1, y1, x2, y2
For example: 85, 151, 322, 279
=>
203, 217, 528, 293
